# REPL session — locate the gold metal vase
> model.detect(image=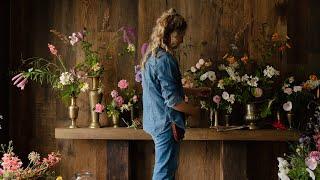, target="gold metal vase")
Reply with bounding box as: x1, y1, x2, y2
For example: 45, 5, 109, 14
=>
286, 111, 294, 130
68, 96, 79, 128
224, 114, 230, 127
88, 76, 102, 128
244, 103, 259, 130
112, 114, 119, 128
